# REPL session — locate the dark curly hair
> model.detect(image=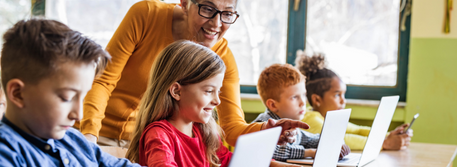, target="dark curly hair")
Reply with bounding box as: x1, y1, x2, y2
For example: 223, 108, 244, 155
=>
295, 51, 339, 106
